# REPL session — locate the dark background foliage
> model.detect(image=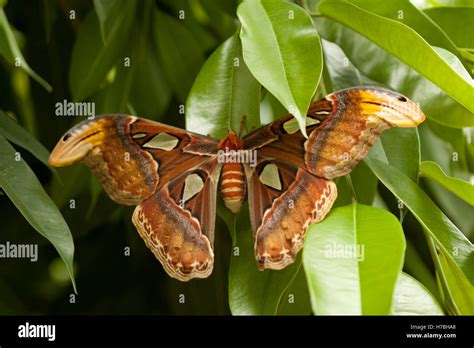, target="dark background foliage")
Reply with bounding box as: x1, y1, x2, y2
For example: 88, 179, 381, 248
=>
0, 0, 472, 315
